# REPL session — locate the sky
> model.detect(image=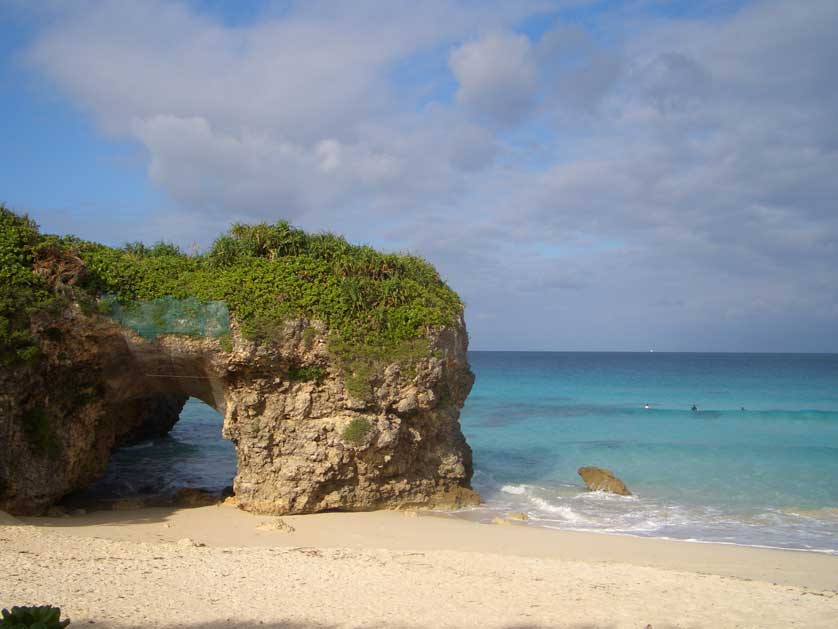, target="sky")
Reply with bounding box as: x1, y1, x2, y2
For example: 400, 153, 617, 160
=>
1, 0, 836, 352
